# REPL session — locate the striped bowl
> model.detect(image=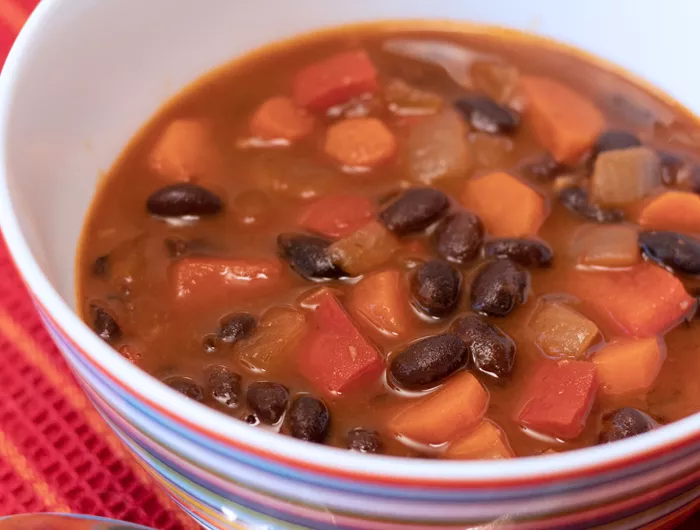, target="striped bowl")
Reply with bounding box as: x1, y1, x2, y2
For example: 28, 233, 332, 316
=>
1, 0, 699, 528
